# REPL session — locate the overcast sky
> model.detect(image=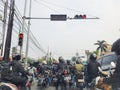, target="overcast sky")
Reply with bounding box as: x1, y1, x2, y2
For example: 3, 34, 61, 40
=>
15, 0, 120, 59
